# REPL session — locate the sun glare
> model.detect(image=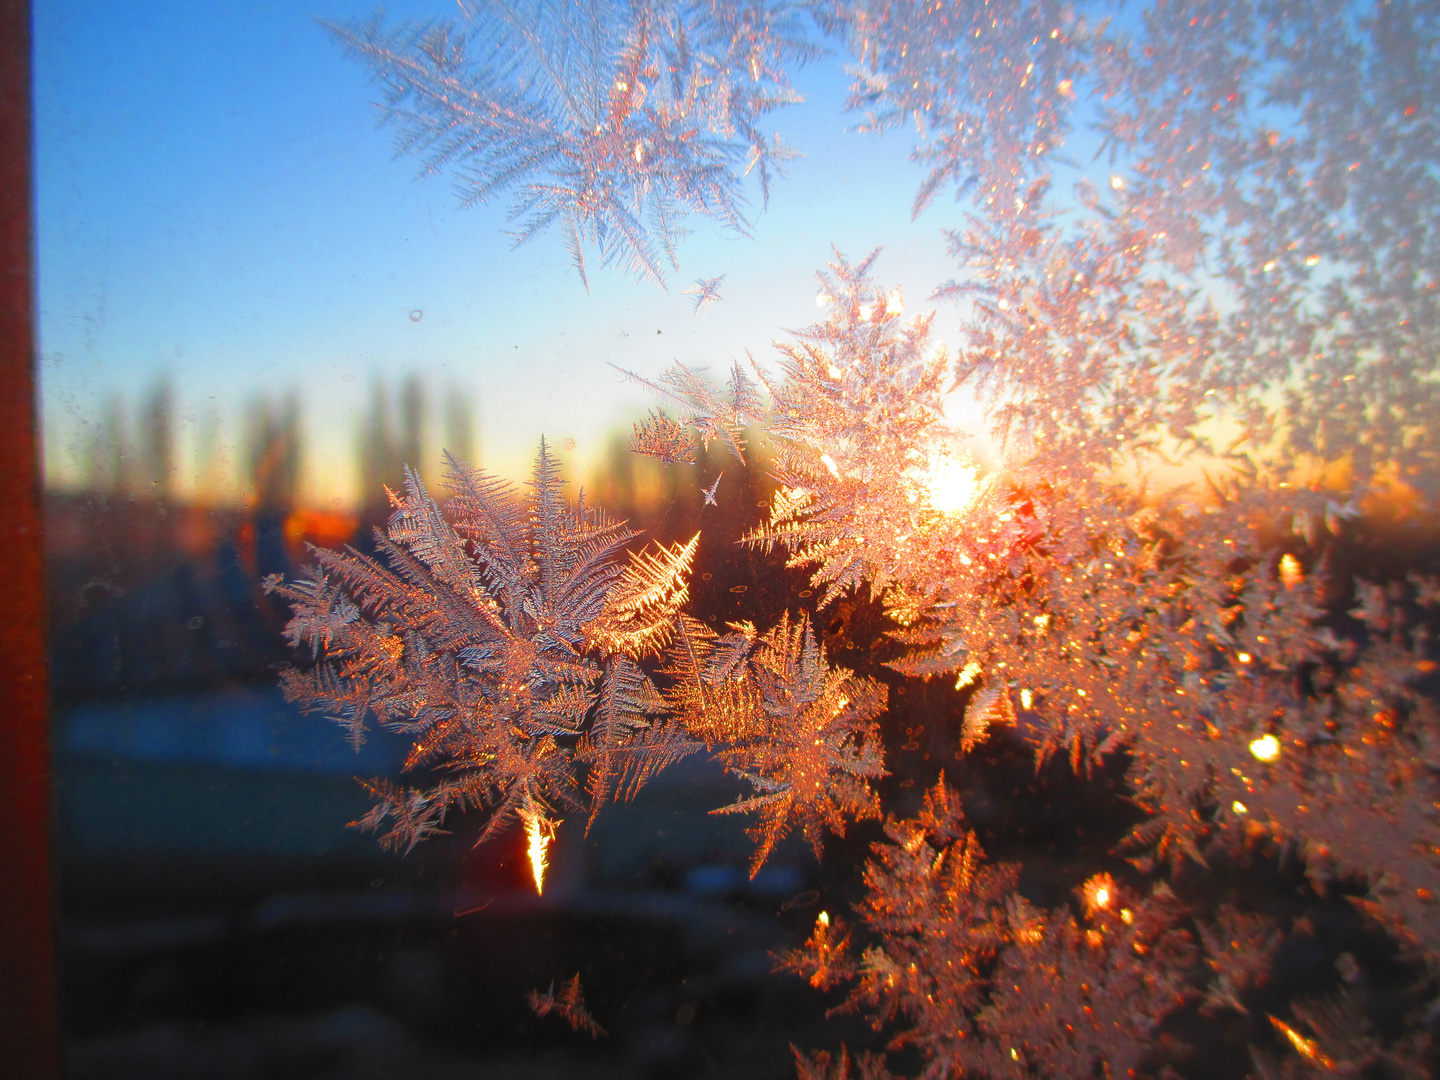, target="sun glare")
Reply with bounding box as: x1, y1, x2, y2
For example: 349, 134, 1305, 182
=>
912, 453, 982, 516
